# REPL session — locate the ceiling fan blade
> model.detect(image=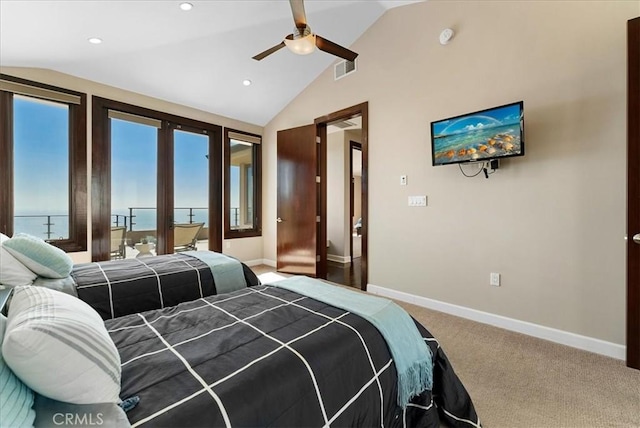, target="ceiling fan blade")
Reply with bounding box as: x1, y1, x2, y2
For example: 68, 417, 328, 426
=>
315, 35, 358, 62
252, 41, 287, 61
289, 0, 308, 30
